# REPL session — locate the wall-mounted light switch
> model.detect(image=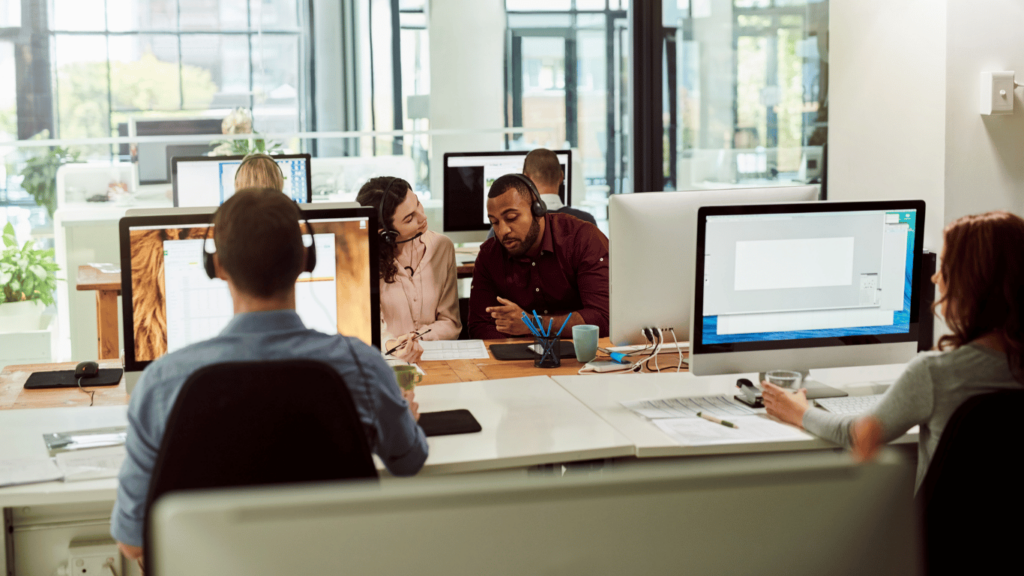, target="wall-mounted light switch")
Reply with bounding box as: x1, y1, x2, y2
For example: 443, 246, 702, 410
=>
981, 71, 1015, 115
